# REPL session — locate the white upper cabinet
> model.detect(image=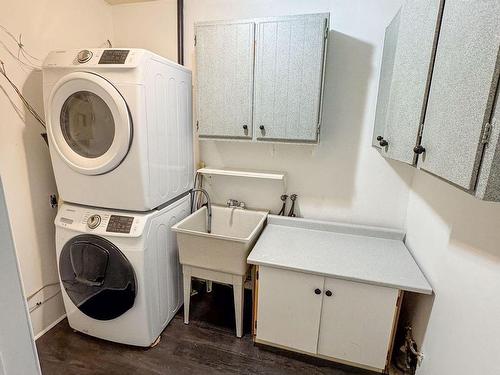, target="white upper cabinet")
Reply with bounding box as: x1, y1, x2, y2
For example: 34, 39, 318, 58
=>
373, 0, 443, 164
417, 0, 500, 192
373, 0, 500, 201
253, 14, 328, 142
195, 21, 255, 139
195, 13, 329, 143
